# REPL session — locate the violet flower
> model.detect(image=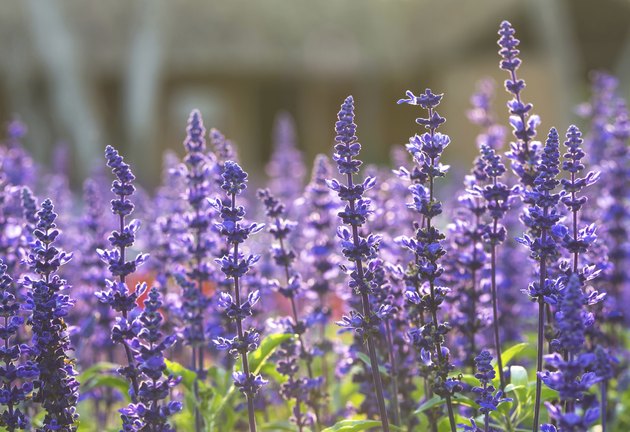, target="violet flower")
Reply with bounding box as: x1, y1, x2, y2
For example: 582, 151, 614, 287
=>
328, 95, 391, 430
461, 350, 511, 432
266, 112, 306, 204
474, 144, 519, 390
212, 161, 265, 432
0, 260, 38, 431
209, 128, 238, 186
23, 199, 79, 431
539, 274, 601, 431
397, 88, 458, 432
555, 125, 599, 274
120, 287, 182, 431
176, 111, 217, 418
0, 180, 25, 280
445, 159, 488, 371
257, 188, 323, 425
497, 20, 540, 188
96, 146, 149, 421
276, 337, 317, 431
0, 119, 36, 189
578, 72, 619, 167
596, 107, 630, 324
516, 128, 562, 431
